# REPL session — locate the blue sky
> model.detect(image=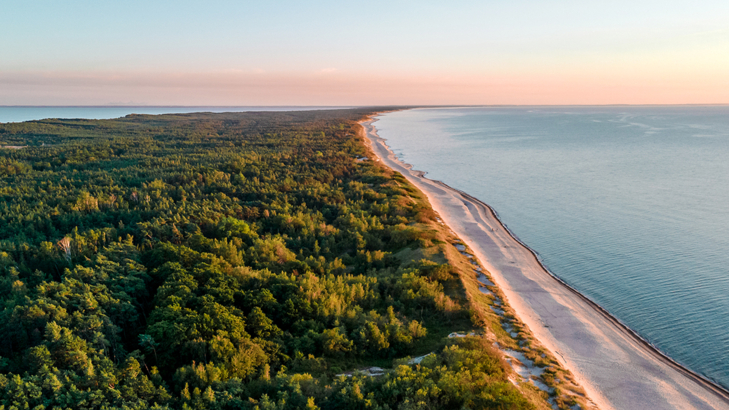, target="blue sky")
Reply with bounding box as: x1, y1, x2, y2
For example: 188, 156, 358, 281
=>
2, 0, 728, 105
